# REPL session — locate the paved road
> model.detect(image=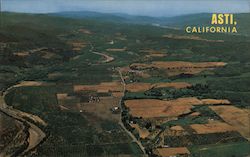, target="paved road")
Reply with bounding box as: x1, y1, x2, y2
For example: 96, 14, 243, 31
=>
117, 68, 148, 156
